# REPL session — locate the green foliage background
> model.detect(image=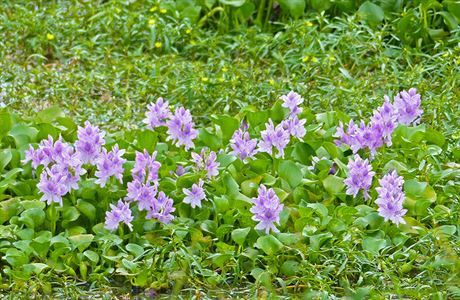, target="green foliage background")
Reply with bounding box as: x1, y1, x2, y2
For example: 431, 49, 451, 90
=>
0, 0, 459, 298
